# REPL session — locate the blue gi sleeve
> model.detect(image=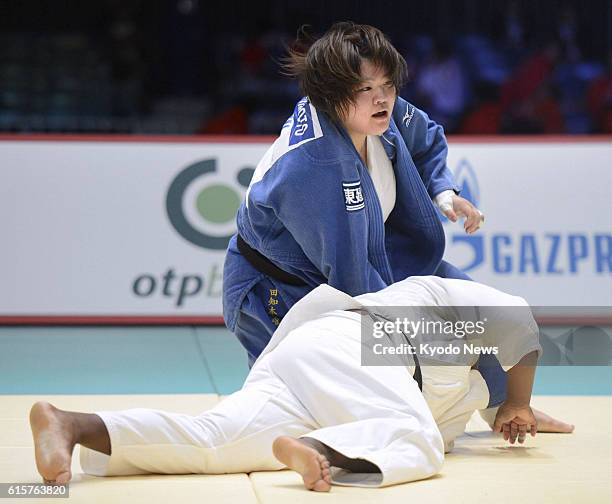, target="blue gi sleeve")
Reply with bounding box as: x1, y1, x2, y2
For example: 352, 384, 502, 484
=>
392, 96, 459, 198
262, 157, 388, 296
